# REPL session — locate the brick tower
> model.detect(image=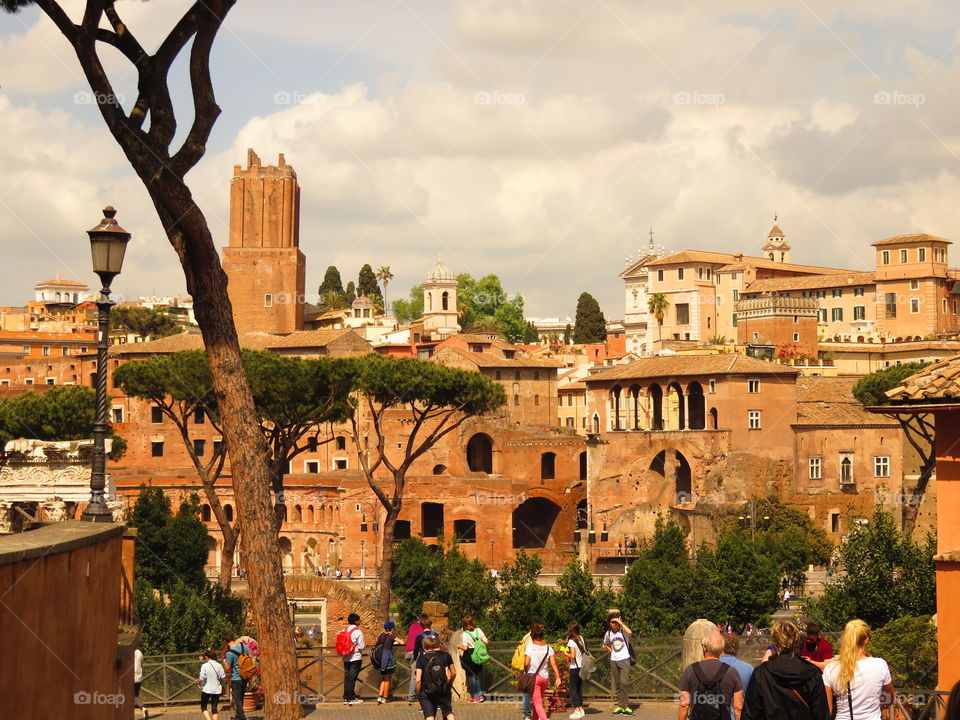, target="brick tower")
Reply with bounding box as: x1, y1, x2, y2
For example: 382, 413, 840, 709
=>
223, 149, 305, 334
